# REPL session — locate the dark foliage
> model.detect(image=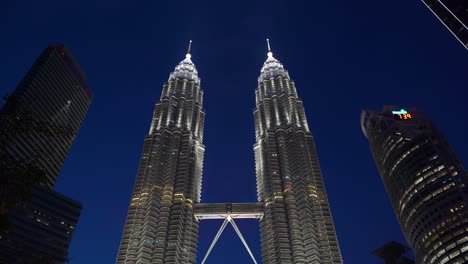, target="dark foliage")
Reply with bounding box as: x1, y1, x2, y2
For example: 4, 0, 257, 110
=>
0, 94, 71, 236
